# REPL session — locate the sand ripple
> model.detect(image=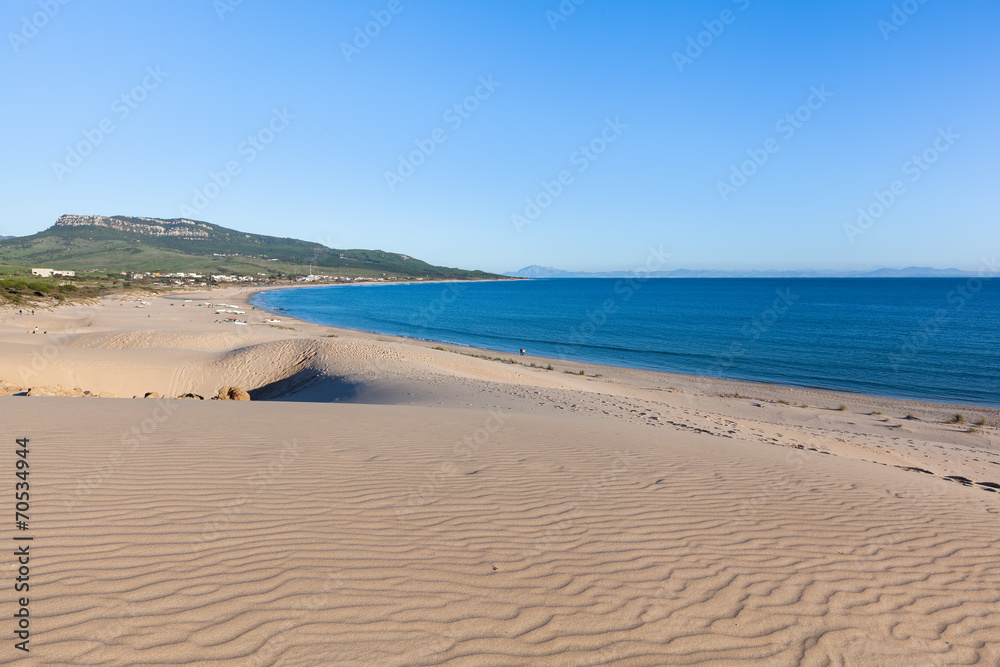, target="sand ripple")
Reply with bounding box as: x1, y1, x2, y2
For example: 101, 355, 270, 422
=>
5, 400, 998, 666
